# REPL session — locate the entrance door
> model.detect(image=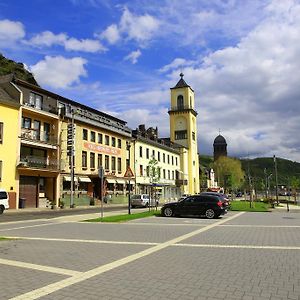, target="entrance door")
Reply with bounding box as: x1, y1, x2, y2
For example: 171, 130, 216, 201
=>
19, 176, 38, 208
